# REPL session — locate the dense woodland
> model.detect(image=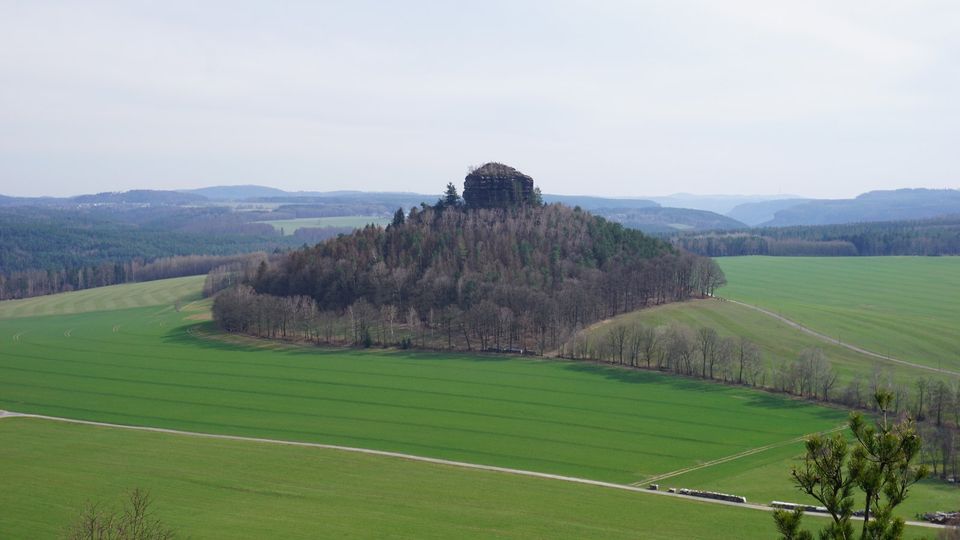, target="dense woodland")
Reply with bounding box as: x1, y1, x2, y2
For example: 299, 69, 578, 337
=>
674, 216, 960, 257
214, 202, 725, 354
0, 206, 301, 300
0, 253, 274, 301
575, 317, 960, 485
